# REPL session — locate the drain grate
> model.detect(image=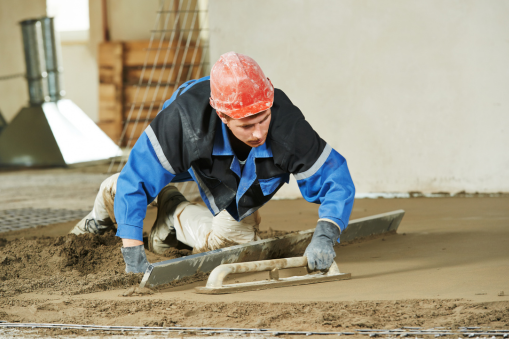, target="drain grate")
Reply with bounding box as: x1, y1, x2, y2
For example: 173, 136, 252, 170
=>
0, 208, 89, 233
